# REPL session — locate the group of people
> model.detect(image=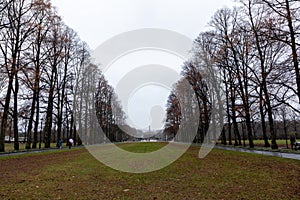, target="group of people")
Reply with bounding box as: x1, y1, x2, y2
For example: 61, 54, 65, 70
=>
57, 138, 74, 149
